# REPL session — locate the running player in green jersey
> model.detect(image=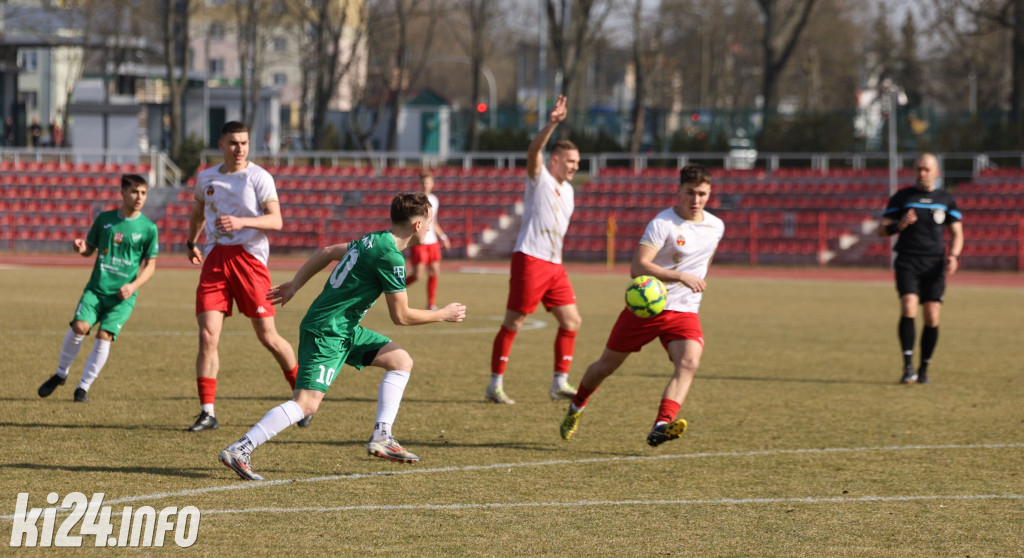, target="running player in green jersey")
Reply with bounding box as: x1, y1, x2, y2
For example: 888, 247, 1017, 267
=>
37, 174, 159, 402
218, 193, 466, 480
